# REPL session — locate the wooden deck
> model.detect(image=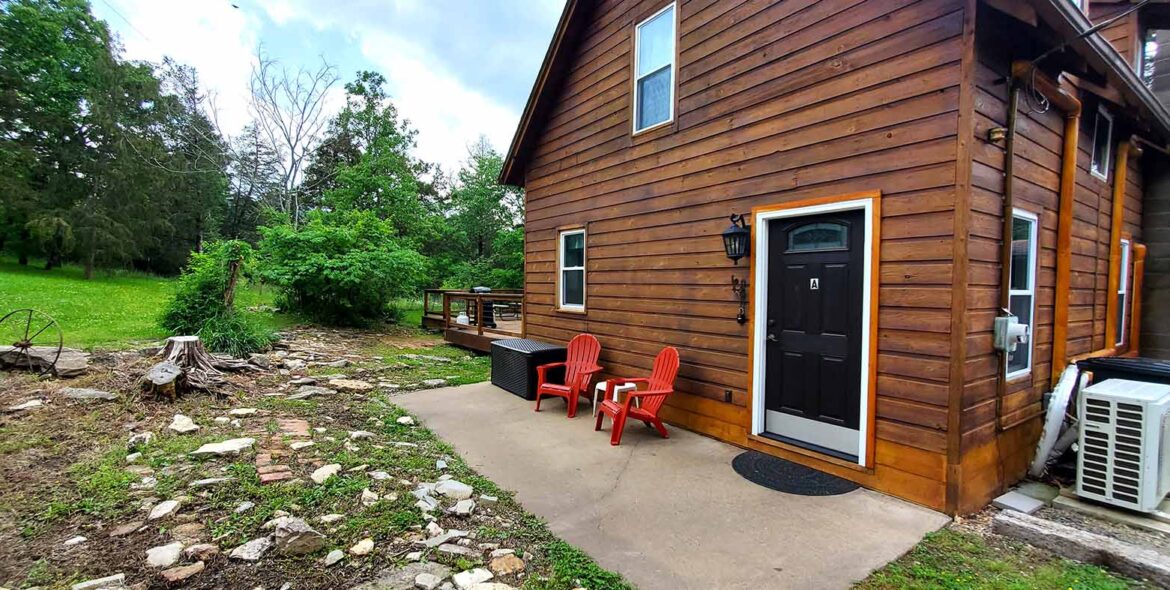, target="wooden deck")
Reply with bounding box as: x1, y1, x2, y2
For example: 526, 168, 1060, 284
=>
422, 290, 524, 352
